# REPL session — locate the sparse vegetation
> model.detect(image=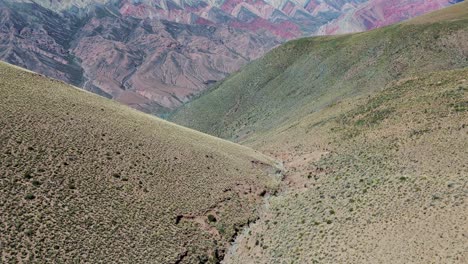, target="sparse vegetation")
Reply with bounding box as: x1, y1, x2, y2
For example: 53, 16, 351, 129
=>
189, 4, 468, 263
171, 4, 468, 144
224, 69, 468, 263
0, 62, 280, 263
1, 3, 467, 264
